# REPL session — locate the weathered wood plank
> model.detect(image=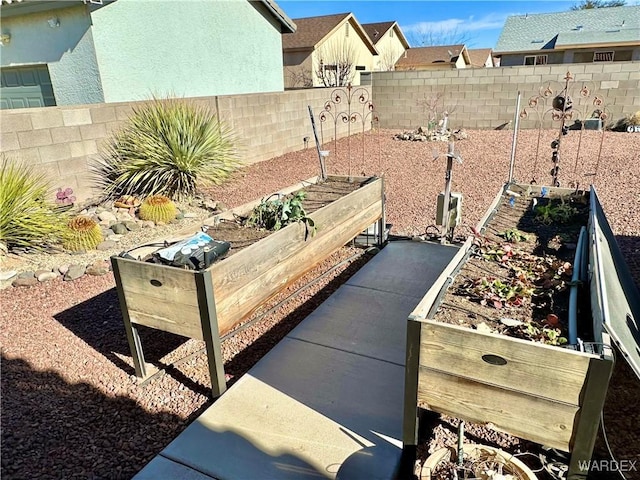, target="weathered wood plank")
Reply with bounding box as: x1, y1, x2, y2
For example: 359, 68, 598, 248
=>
417, 367, 578, 451
127, 309, 204, 340
408, 237, 472, 321
210, 177, 383, 301
419, 320, 595, 405
214, 199, 382, 335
